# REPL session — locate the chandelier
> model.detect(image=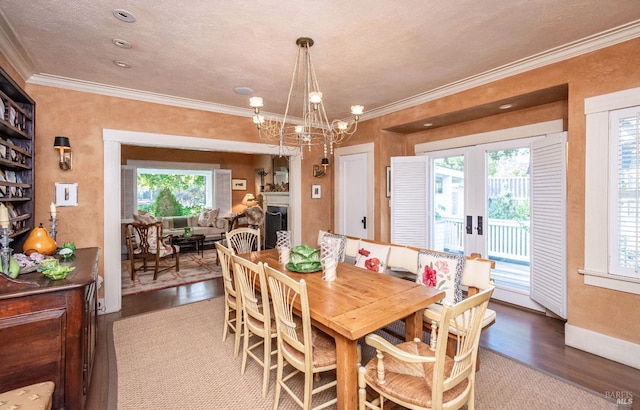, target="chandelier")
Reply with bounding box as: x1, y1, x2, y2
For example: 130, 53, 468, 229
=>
249, 37, 364, 164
